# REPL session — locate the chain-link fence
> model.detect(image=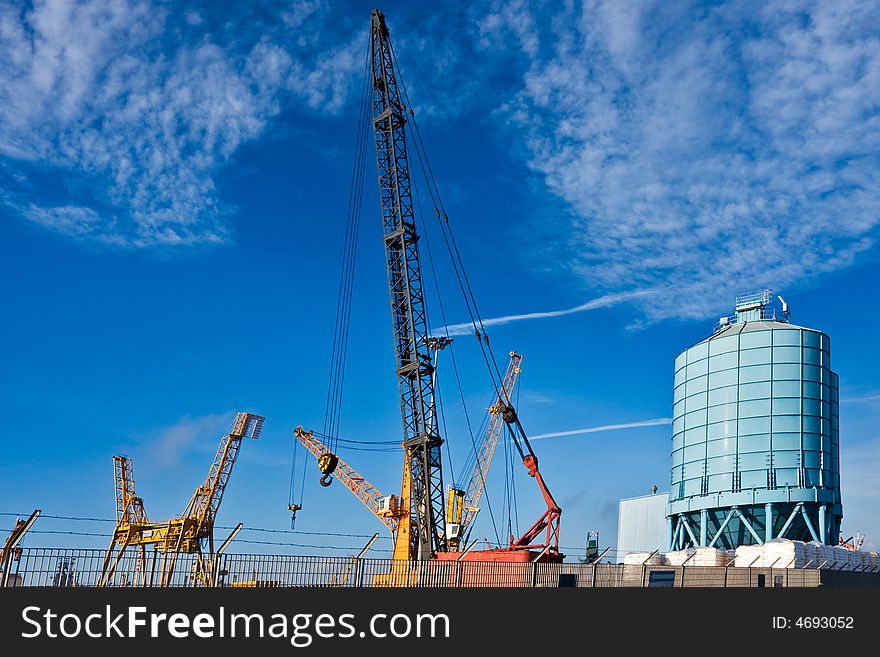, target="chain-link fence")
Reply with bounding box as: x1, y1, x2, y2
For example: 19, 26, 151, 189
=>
2, 548, 832, 588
